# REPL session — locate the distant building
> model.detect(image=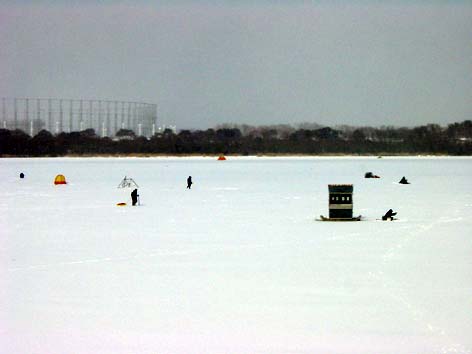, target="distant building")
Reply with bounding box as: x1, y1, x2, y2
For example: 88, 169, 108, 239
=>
1, 97, 157, 138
